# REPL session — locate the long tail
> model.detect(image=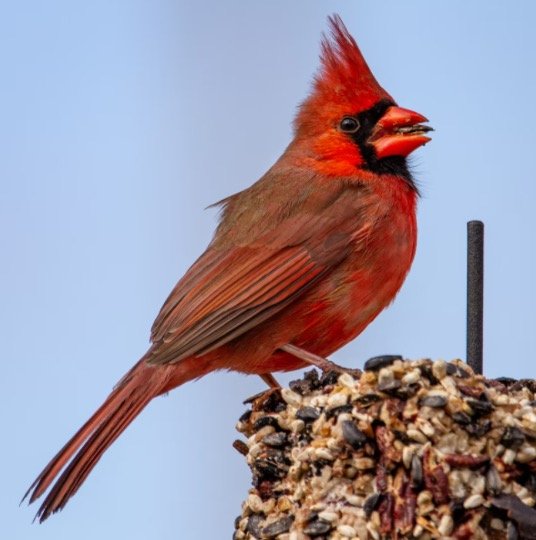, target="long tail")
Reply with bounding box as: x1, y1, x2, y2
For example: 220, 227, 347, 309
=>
23, 358, 196, 522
